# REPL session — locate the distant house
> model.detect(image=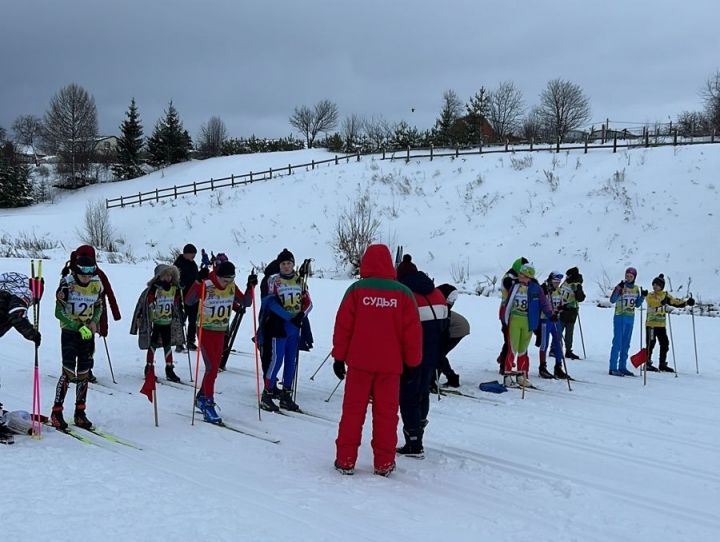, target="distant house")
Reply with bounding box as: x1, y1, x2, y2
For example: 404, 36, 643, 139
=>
94, 135, 119, 155
449, 114, 498, 144
13, 143, 47, 165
